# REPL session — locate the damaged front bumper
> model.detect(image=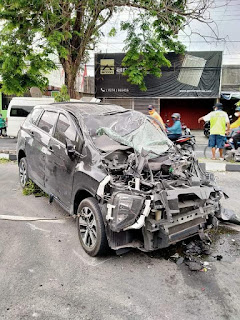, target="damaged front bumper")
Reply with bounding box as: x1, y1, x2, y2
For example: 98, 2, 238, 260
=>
104, 185, 221, 252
